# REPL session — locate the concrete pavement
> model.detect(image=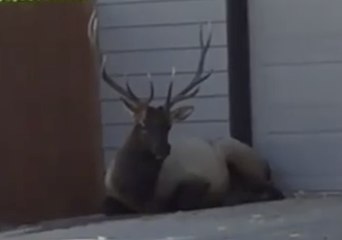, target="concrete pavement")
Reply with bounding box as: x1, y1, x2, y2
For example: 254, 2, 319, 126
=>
1, 195, 342, 240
